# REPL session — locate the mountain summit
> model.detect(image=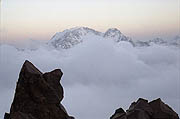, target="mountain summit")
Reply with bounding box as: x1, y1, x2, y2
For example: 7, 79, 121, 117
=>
104, 28, 131, 42
4, 60, 74, 119
48, 27, 131, 49
48, 27, 102, 49
48, 27, 180, 49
